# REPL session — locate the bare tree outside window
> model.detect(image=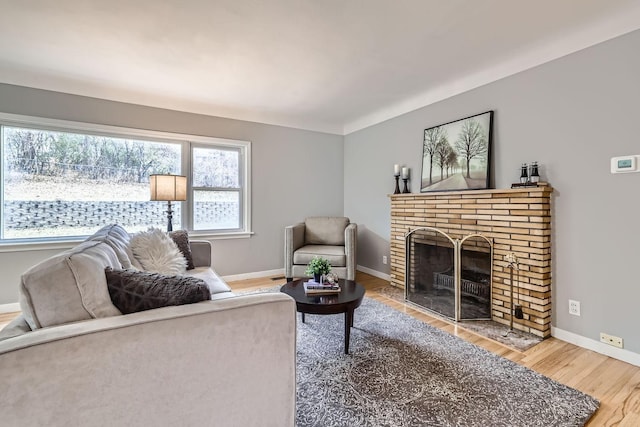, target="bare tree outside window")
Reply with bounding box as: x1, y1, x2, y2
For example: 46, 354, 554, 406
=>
2, 126, 181, 239
191, 146, 242, 231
